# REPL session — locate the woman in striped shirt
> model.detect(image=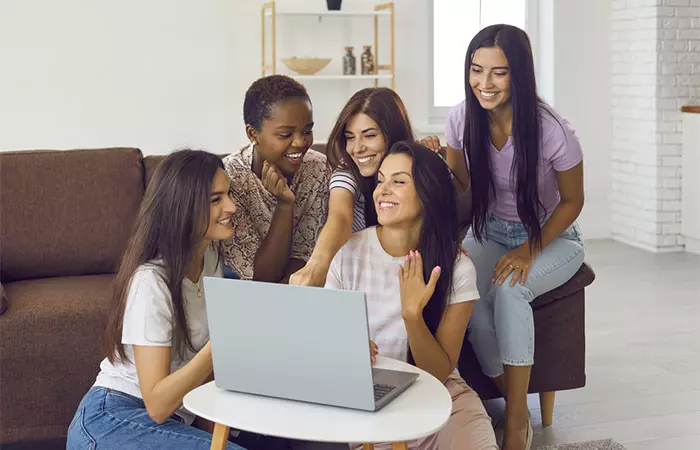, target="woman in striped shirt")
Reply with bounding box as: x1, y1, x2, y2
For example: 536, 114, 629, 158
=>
289, 88, 414, 287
